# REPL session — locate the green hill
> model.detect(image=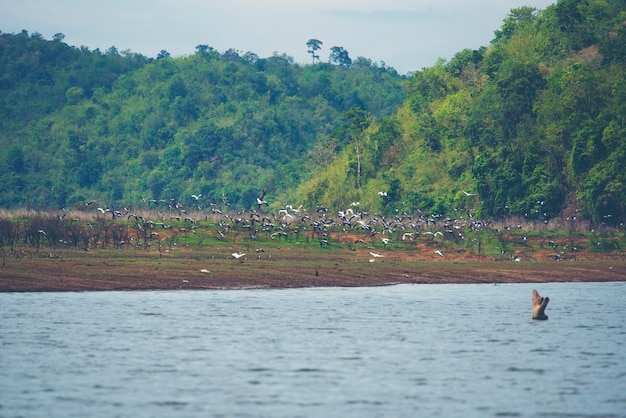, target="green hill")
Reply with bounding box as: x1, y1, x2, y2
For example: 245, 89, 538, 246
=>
1, 0, 625, 225
0, 30, 405, 211
296, 0, 626, 225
